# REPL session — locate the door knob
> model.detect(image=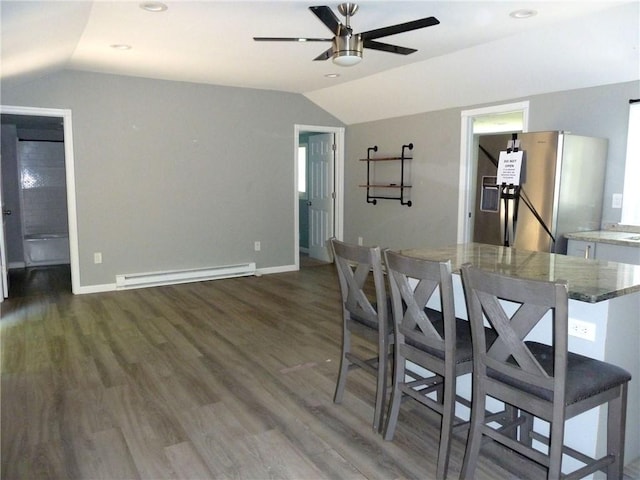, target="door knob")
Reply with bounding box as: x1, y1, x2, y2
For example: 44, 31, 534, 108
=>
307, 201, 312, 206
2, 209, 11, 216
